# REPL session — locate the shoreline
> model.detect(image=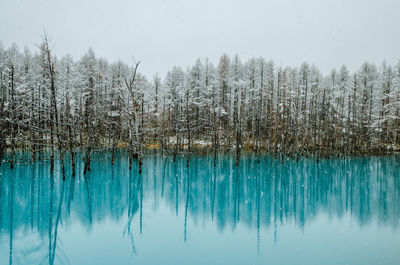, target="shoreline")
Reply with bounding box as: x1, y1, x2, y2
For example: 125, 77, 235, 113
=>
2, 144, 399, 158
